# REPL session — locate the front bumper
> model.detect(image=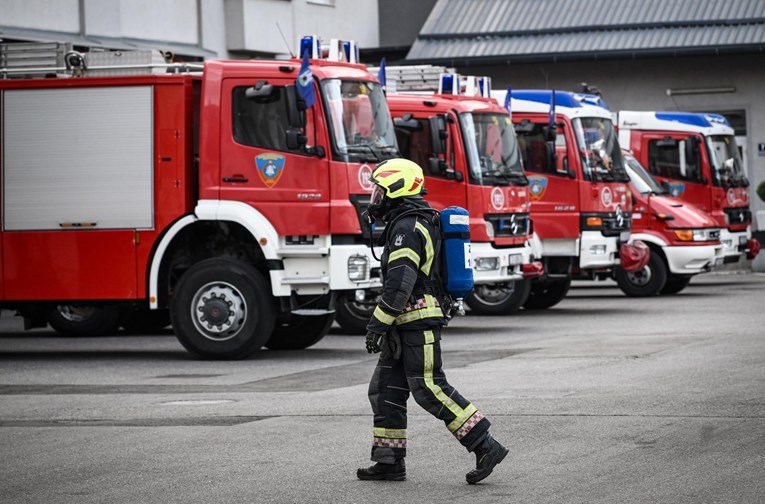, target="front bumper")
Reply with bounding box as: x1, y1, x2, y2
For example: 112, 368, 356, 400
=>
663, 244, 724, 274
579, 230, 621, 269
719, 228, 749, 263
471, 240, 533, 284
